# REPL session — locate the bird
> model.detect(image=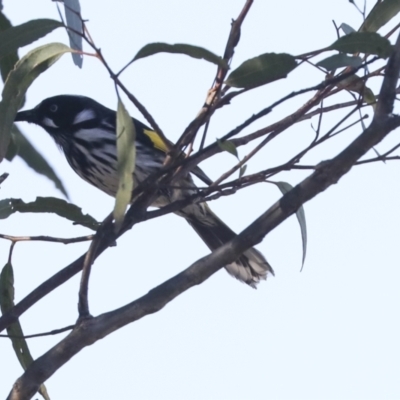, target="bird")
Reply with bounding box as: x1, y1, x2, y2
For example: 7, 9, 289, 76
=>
14, 95, 273, 287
